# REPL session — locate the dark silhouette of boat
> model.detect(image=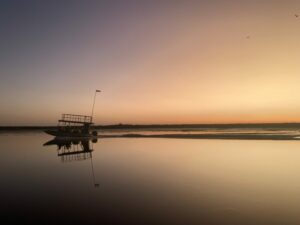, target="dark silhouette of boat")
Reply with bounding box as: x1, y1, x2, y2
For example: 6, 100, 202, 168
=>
45, 114, 98, 137
45, 90, 101, 138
